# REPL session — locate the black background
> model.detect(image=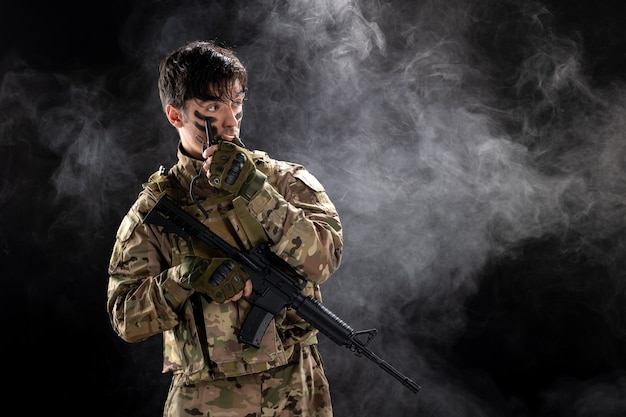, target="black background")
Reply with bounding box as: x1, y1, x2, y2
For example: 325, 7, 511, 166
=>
2, 0, 626, 416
